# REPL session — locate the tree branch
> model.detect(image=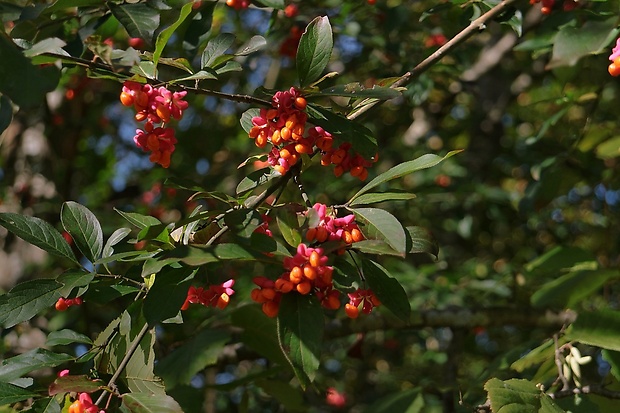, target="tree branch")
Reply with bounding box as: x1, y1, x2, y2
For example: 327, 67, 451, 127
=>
549, 385, 620, 400
95, 322, 150, 406
347, 0, 521, 121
